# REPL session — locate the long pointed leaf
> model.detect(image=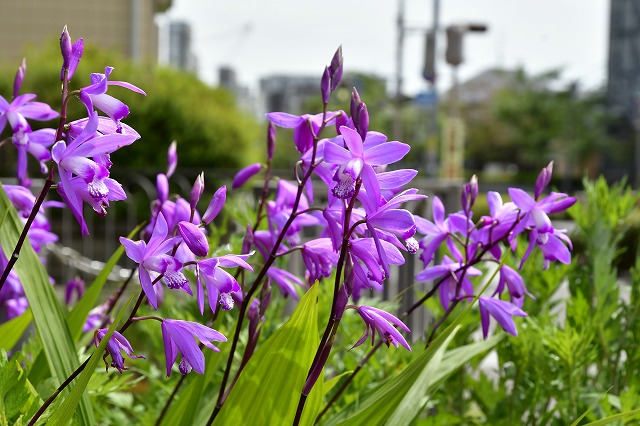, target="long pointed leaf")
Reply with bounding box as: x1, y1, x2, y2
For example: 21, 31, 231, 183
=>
0, 183, 94, 425
0, 310, 32, 351
67, 223, 143, 342
47, 292, 137, 425
213, 284, 319, 424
